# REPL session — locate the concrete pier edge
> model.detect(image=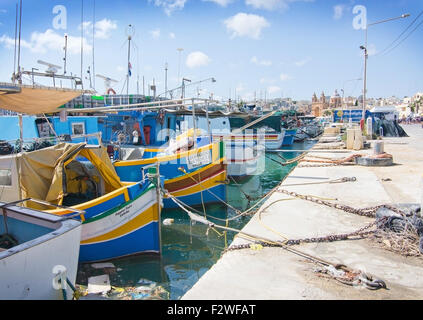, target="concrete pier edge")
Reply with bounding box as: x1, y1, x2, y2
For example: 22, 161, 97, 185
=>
182, 124, 423, 300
